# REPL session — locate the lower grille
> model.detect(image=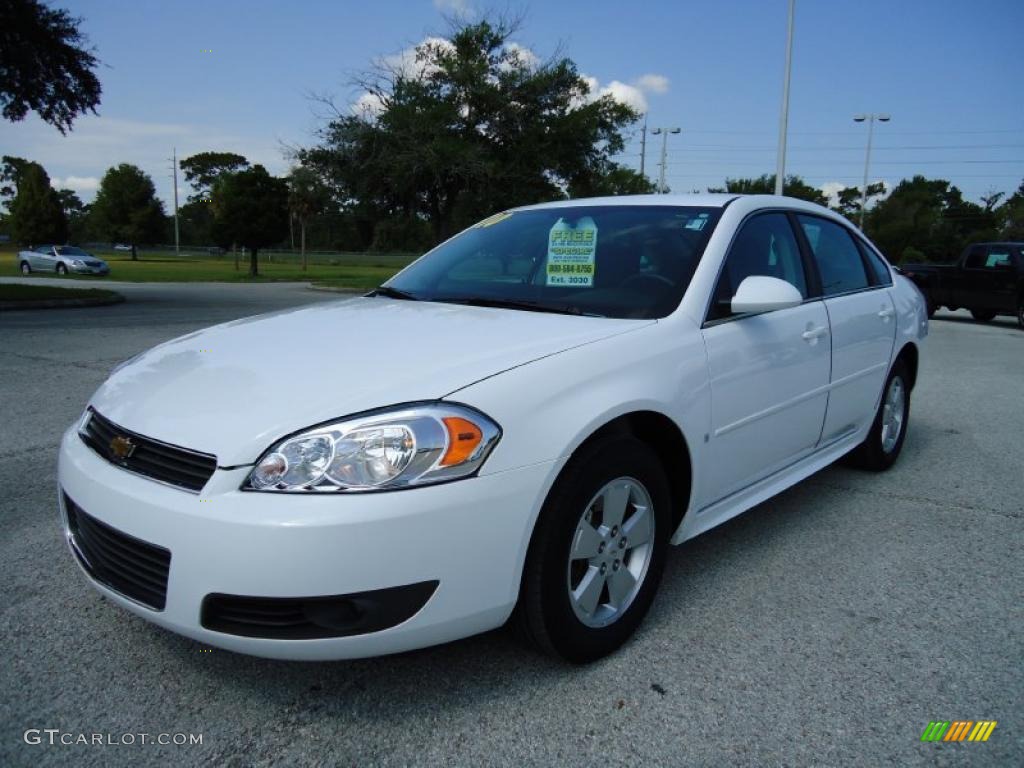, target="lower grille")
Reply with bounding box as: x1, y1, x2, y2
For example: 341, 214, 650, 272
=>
64, 494, 171, 610
79, 409, 217, 492
201, 581, 439, 639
